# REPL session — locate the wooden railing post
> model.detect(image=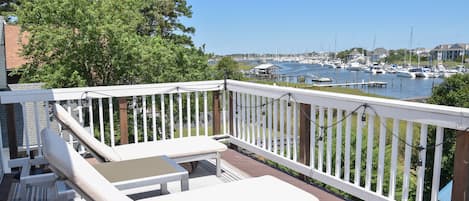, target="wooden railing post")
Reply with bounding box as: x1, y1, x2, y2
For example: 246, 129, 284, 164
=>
229, 91, 234, 135
212, 91, 221, 135
452, 130, 469, 201
6, 104, 18, 159
118, 98, 128, 144
299, 103, 311, 166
